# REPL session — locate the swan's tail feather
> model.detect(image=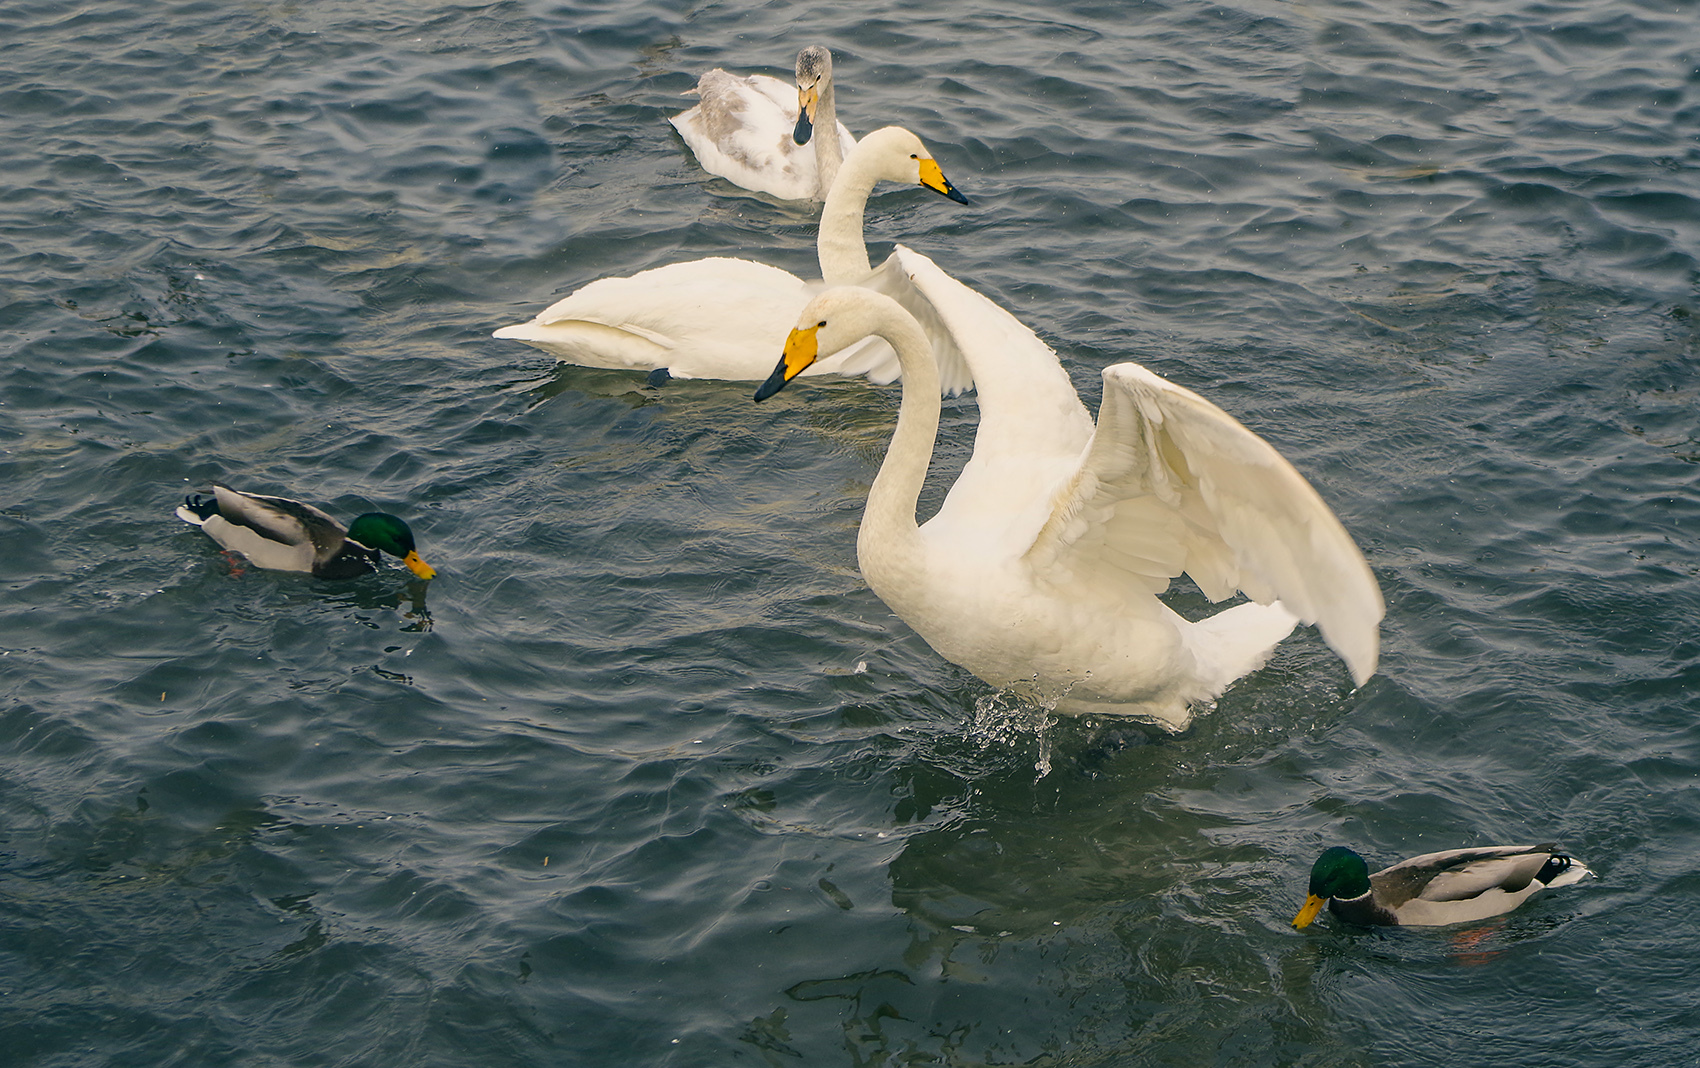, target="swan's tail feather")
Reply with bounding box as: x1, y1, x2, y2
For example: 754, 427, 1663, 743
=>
492, 320, 670, 371
1185, 600, 1299, 697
